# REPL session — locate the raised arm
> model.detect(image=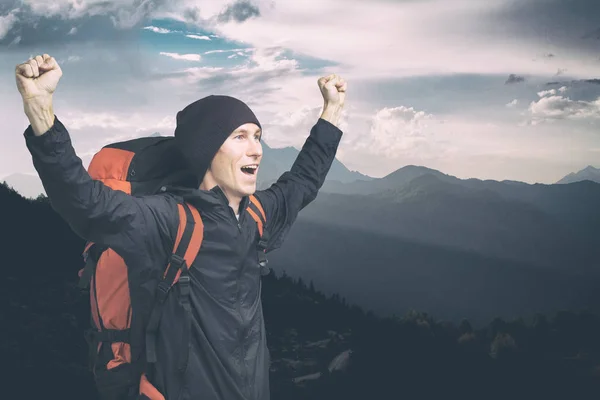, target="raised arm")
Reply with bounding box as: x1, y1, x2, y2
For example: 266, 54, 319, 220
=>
16, 54, 178, 256
254, 74, 346, 251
